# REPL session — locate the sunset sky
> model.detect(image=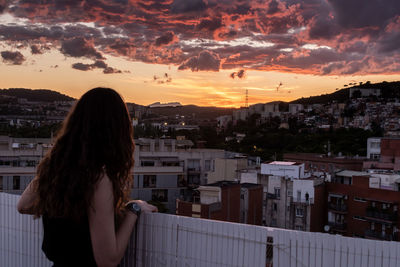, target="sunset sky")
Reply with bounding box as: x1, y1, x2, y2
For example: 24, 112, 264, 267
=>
0, 0, 399, 107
